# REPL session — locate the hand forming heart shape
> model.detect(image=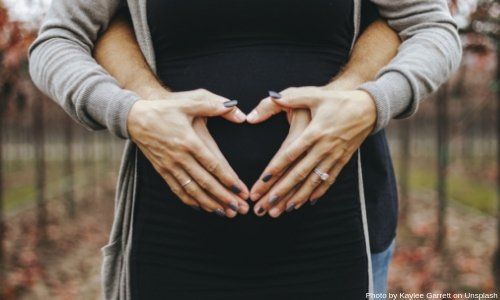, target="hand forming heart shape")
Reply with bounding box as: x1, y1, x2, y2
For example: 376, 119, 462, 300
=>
127, 87, 376, 218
